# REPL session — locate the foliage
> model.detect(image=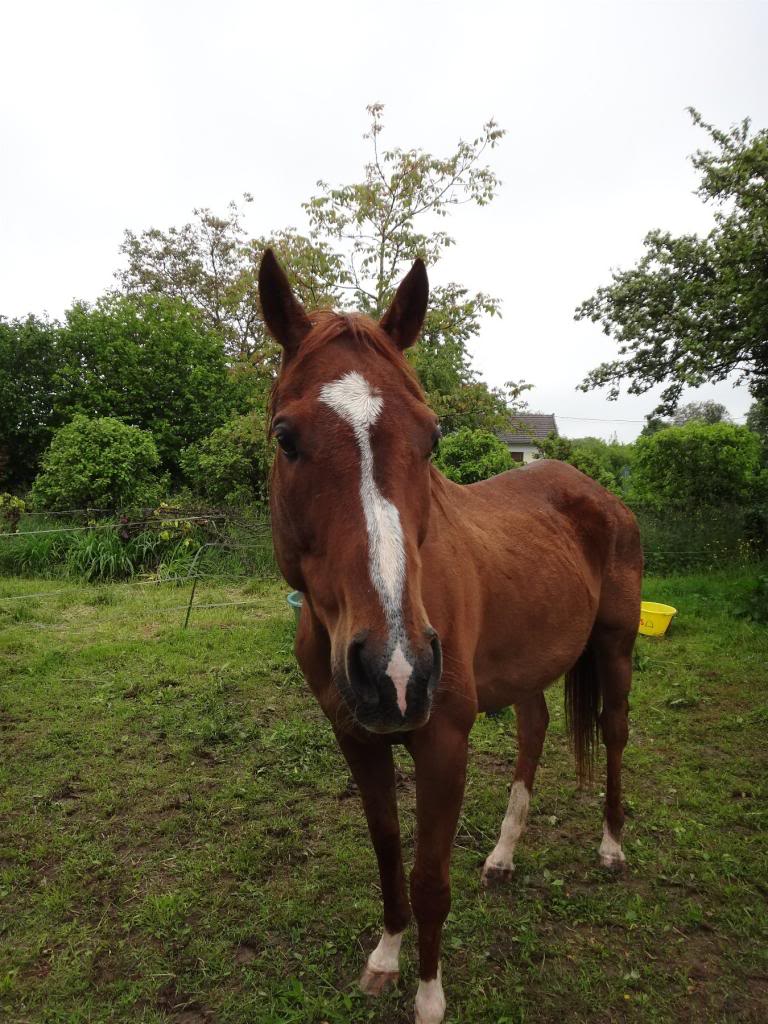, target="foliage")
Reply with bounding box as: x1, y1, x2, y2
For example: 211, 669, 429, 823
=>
536, 433, 619, 492
0, 494, 25, 533
735, 574, 768, 624
641, 401, 732, 436
0, 315, 64, 488
180, 412, 273, 507
434, 428, 513, 484
631, 422, 764, 510
746, 398, 768, 464
119, 203, 345, 364
672, 400, 731, 426
578, 108, 768, 414
30, 416, 165, 512
304, 103, 505, 316
635, 504, 766, 573
118, 106, 515, 435
56, 294, 234, 474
